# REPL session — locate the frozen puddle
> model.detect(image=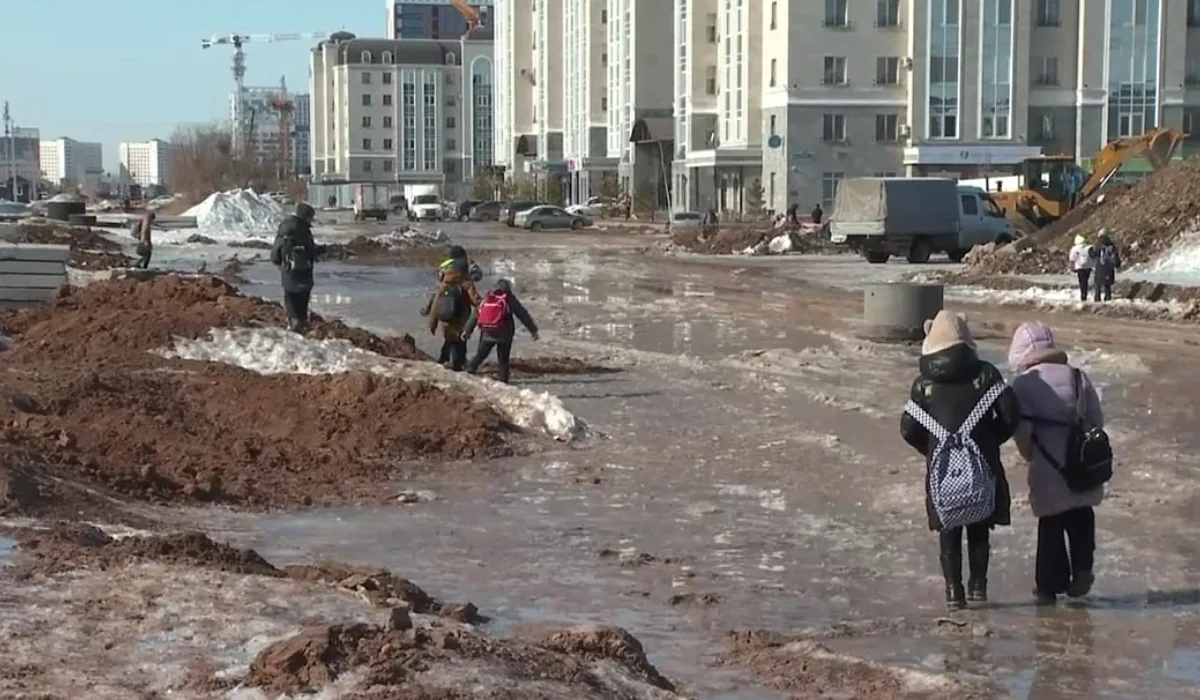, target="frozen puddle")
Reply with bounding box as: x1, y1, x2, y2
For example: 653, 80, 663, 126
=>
155, 328, 588, 441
